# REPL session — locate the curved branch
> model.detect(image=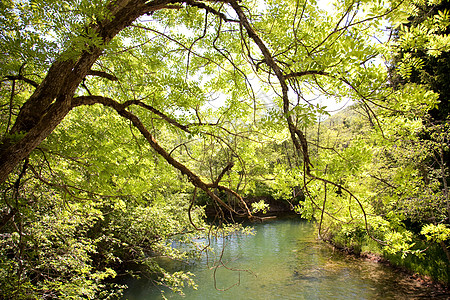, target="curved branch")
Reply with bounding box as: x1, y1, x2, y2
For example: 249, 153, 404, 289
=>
229, 0, 392, 245
73, 95, 253, 187
214, 184, 252, 216
73, 96, 191, 132
310, 174, 387, 245
0, 0, 186, 183
185, 8, 209, 78
73, 95, 253, 218
213, 161, 234, 186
